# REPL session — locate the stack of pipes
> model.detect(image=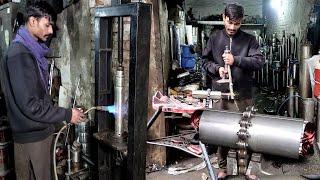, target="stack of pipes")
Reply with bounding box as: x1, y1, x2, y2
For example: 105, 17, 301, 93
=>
254, 31, 312, 117
255, 31, 299, 91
